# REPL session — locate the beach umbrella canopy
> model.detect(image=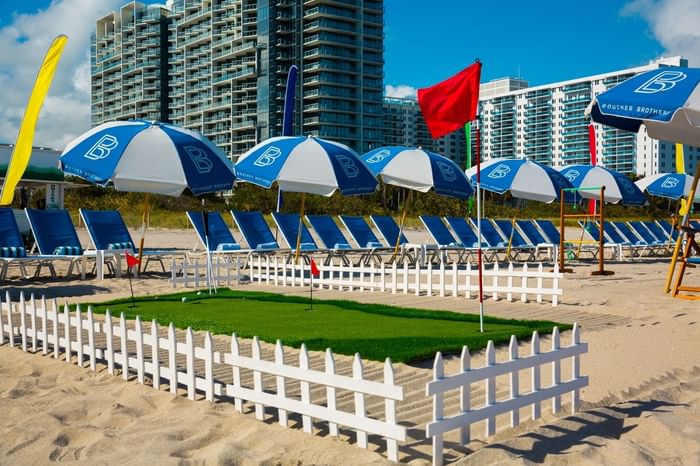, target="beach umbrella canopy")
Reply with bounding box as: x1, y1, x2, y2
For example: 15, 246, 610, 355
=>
635, 172, 700, 201
60, 120, 235, 196
361, 146, 473, 199
587, 67, 700, 146
559, 164, 646, 205
235, 136, 377, 196
465, 157, 573, 203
